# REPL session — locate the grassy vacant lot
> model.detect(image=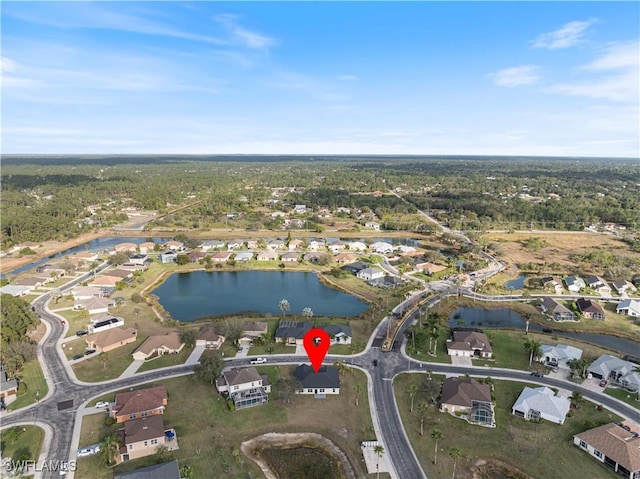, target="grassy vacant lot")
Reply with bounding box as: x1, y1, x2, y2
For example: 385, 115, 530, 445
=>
394, 373, 619, 479
8, 360, 48, 411
136, 346, 194, 373
0, 426, 45, 462
75, 368, 374, 479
